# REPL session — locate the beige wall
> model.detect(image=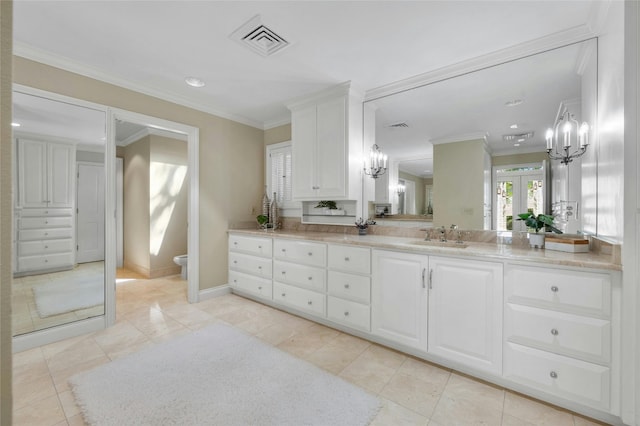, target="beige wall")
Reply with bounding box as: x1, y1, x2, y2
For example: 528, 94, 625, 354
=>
123, 136, 151, 276
0, 1, 12, 422
149, 135, 188, 276
399, 171, 426, 214
264, 124, 291, 146
12, 57, 267, 290
492, 152, 547, 167
433, 140, 486, 228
